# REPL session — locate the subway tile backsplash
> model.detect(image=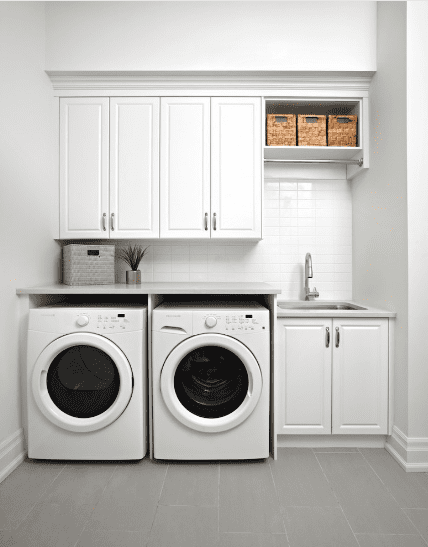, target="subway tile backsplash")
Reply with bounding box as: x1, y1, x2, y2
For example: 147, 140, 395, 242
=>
114, 178, 352, 300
